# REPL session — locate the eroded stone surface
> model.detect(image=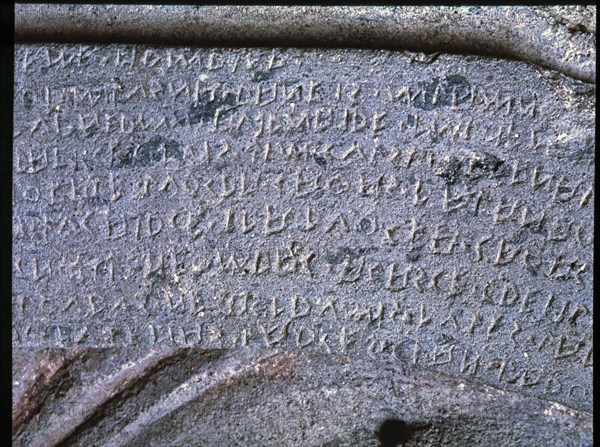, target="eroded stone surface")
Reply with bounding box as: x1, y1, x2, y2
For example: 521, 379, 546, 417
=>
11, 349, 594, 447
14, 5, 597, 82
13, 45, 594, 413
